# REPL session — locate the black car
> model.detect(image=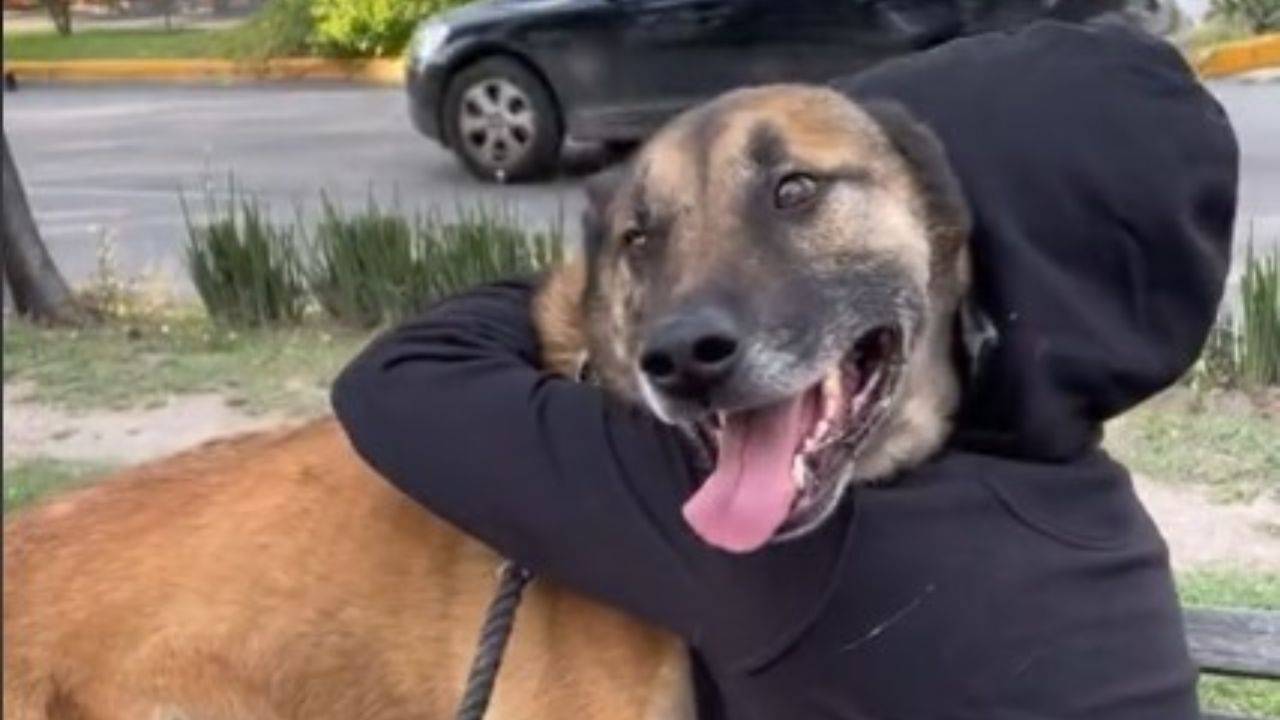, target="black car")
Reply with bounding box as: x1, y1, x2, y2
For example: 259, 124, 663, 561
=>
406, 0, 1172, 181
